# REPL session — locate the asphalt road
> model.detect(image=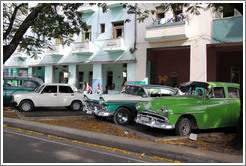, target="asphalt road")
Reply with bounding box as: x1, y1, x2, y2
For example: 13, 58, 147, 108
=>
3, 126, 171, 163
